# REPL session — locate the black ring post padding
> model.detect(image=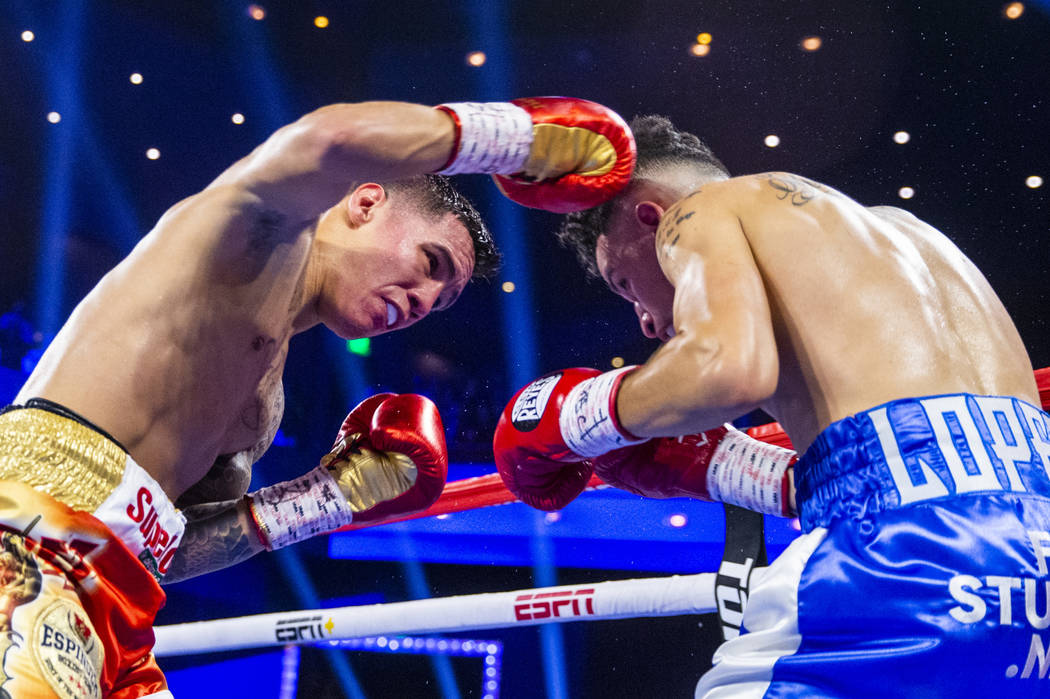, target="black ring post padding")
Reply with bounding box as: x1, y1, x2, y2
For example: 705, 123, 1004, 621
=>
714, 503, 767, 641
